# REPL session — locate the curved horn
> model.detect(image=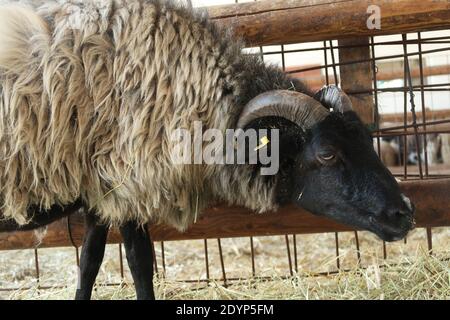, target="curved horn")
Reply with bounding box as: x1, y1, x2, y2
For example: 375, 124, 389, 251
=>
237, 90, 329, 130
313, 85, 353, 113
